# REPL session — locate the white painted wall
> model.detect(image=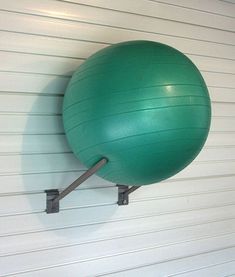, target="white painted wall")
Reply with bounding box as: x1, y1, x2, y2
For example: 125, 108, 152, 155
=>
0, 0, 235, 276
